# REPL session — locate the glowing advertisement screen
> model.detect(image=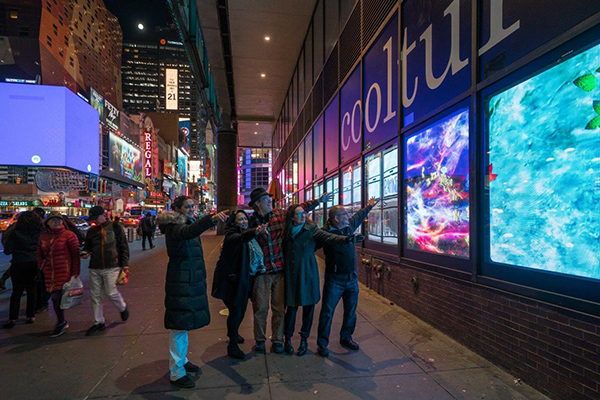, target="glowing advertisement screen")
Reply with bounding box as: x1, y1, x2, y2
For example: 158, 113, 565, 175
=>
405, 108, 470, 258
0, 83, 100, 175
487, 44, 600, 280
108, 133, 142, 182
